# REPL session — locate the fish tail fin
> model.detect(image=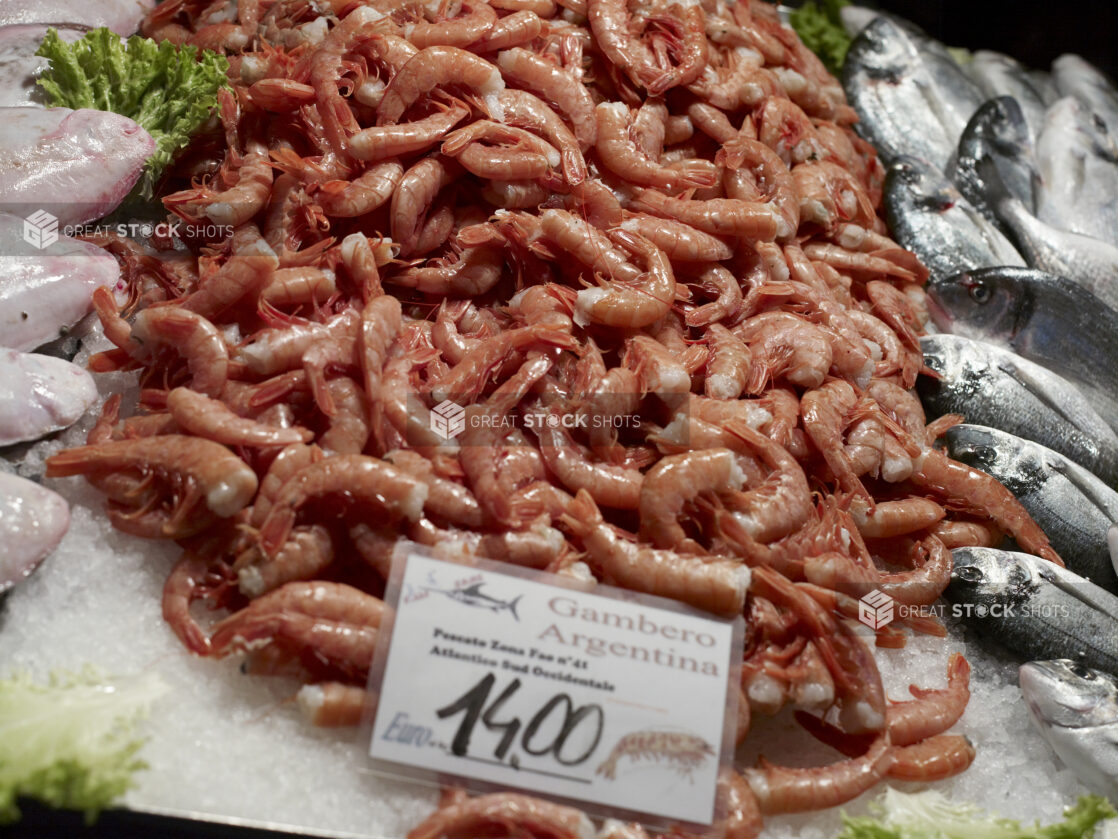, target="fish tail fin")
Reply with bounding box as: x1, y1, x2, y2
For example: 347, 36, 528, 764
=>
508, 595, 522, 621
973, 148, 1013, 213
1109, 524, 1118, 579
